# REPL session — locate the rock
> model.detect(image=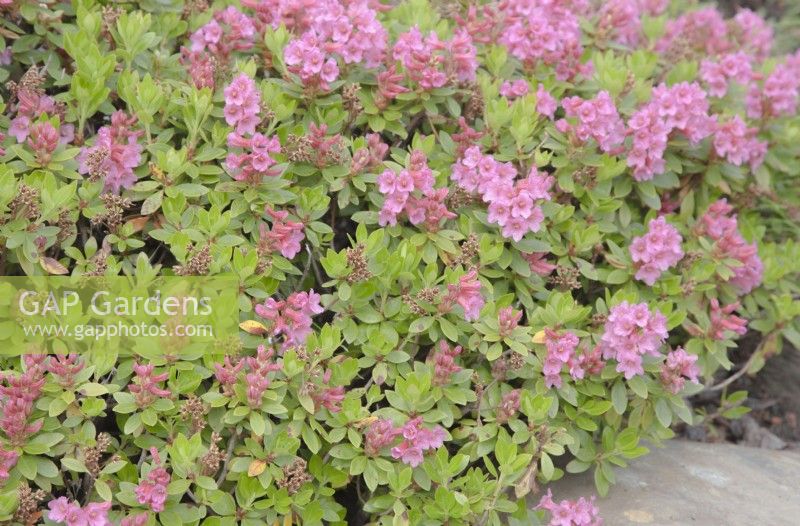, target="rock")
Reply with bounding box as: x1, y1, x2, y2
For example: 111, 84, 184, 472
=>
544, 440, 800, 525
